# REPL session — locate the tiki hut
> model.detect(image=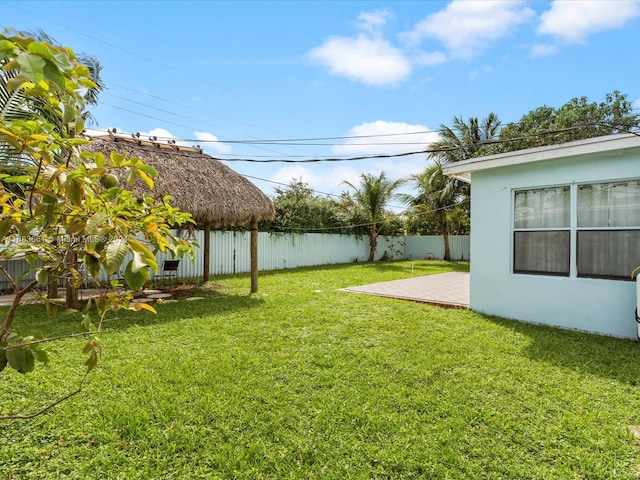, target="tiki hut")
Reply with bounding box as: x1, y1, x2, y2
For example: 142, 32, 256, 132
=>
81, 133, 275, 292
